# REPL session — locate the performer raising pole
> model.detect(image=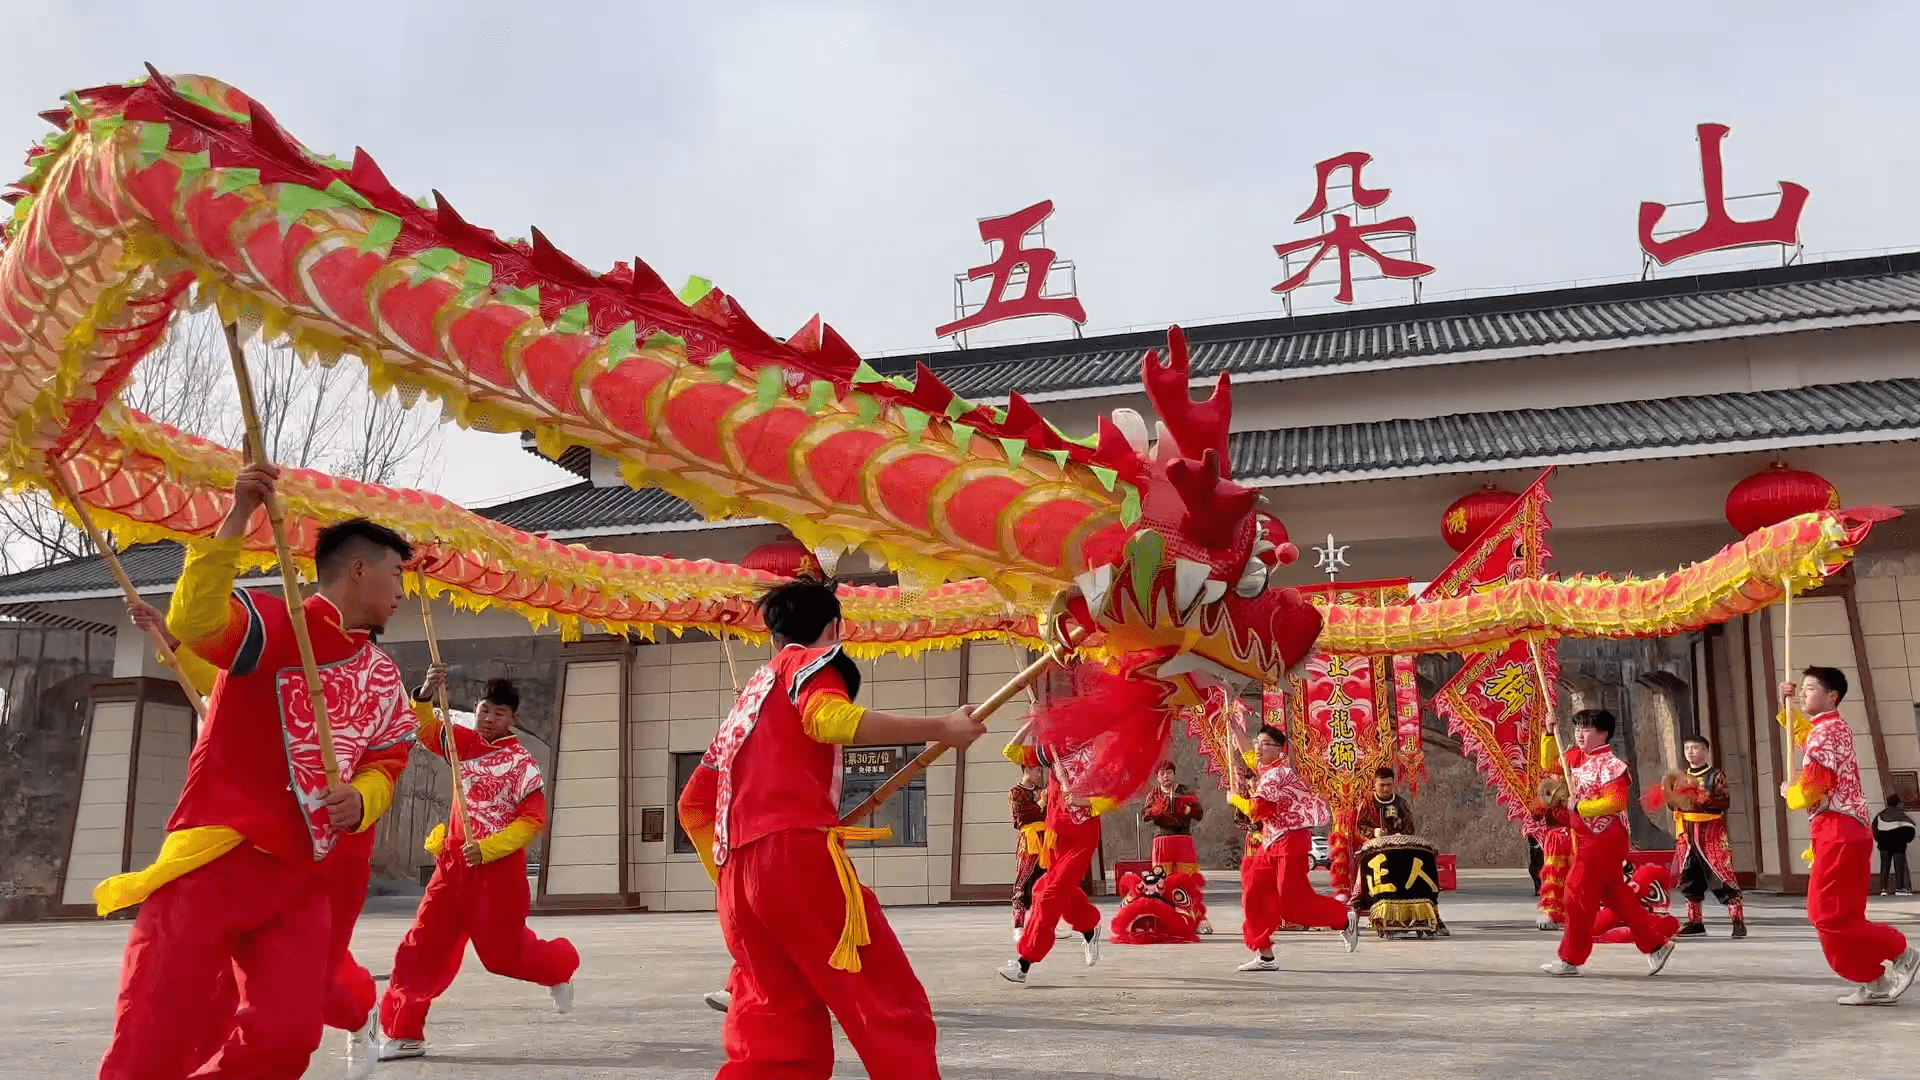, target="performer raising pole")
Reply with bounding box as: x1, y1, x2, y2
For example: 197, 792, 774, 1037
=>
677, 578, 987, 1076
1778, 665, 1920, 1004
